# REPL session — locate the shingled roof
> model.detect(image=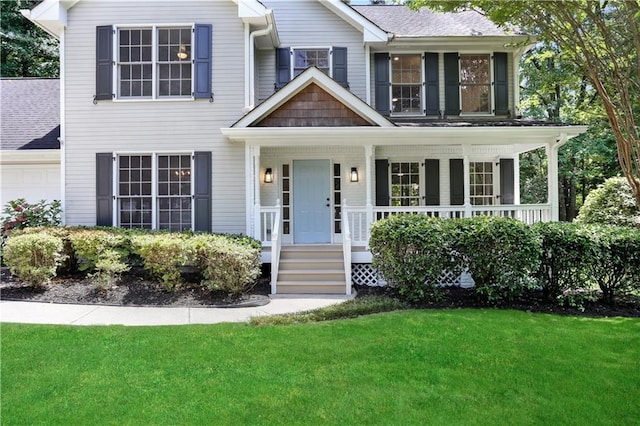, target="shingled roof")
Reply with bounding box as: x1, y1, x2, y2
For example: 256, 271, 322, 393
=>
1, 78, 60, 150
352, 5, 520, 37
